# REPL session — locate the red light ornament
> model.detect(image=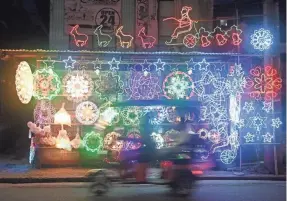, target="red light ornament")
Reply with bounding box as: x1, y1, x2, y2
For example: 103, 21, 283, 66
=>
245, 65, 282, 101
69, 25, 88, 47
137, 27, 156, 49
